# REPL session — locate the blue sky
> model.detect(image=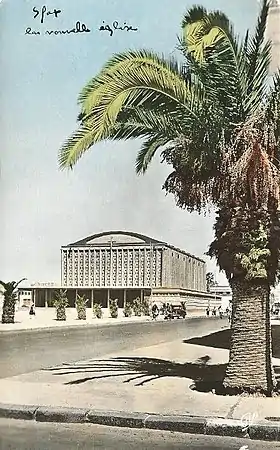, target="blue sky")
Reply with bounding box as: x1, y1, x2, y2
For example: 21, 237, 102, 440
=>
0, 0, 259, 285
